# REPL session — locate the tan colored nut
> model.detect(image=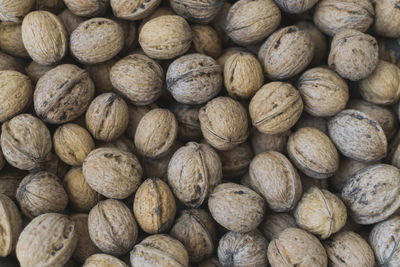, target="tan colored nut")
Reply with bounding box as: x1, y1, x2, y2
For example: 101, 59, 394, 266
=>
296, 21, 328, 66
249, 82, 303, 135
35, 0, 65, 13
134, 108, 178, 158
133, 178, 176, 234
21, 11, 67, 65
369, 216, 400, 267
328, 109, 387, 162
88, 199, 138, 256
211, 2, 233, 47
199, 257, 221, 267
0, 194, 22, 257
259, 212, 297, 240
16, 213, 78, 267
0, 71, 32, 123
26, 61, 54, 84
170, 104, 202, 142
208, 182, 265, 232
111, 0, 162, 21
166, 53, 222, 104
275, 0, 318, 13
330, 157, 372, 192
53, 123, 94, 166
258, 26, 314, 80
130, 234, 189, 267
137, 5, 175, 33
58, 8, 85, 35
192, 25, 222, 59
85, 93, 129, 142
16, 171, 68, 218
218, 231, 269, 266
1, 114, 52, 170
170, 0, 223, 23
170, 209, 217, 263
374, 0, 400, 38
64, 0, 109, 17
217, 48, 247, 67
199, 97, 249, 151
0, 167, 26, 200
358, 60, 400, 105
226, 0, 280, 46
139, 15, 192, 60
34, 64, 95, 124
168, 142, 222, 208
328, 29, 379, 81
249, 151, 302, 212
324, 231, 375, 267
218, 141, 253, 179
268, 228, 328, 267
126, 104, 157, 139
224, 52, 264, 99
83, 147, 142, 199
83, 254, 128, 267
0, 0, 34, 22
63, 167, 101, 212
70, 18, 124, 64
108, 15, 137, 54
250, 129, 288, 155
110, 54, 164, 105
0, 51, 25, 73
0, 22, 29, 58
85, 59, 116, 94
313, 0, 374, 36
71, 214, 100, 263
